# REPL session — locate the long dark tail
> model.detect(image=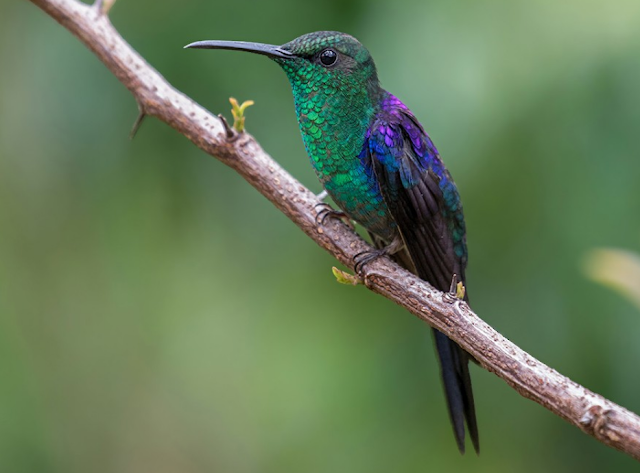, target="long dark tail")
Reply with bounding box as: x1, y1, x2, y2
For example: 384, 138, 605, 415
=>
433, 329, 479, 454
367, 233, 479, 453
